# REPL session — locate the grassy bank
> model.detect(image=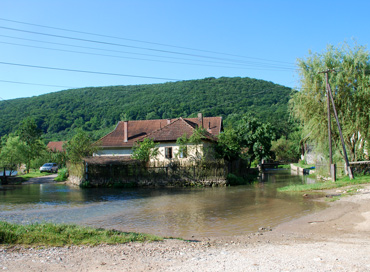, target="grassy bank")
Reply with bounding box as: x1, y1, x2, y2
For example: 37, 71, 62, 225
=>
18, 170, 52, 181
0, 221, 163, 247
278, 175, 370, 192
